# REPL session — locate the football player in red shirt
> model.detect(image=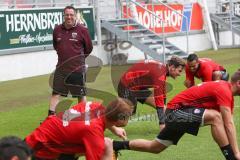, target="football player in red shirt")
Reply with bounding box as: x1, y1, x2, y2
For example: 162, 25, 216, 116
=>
118, 56, 185, 128
184, 53, 229, 88
113, 69, 240, 160
25, 98, 133, 160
